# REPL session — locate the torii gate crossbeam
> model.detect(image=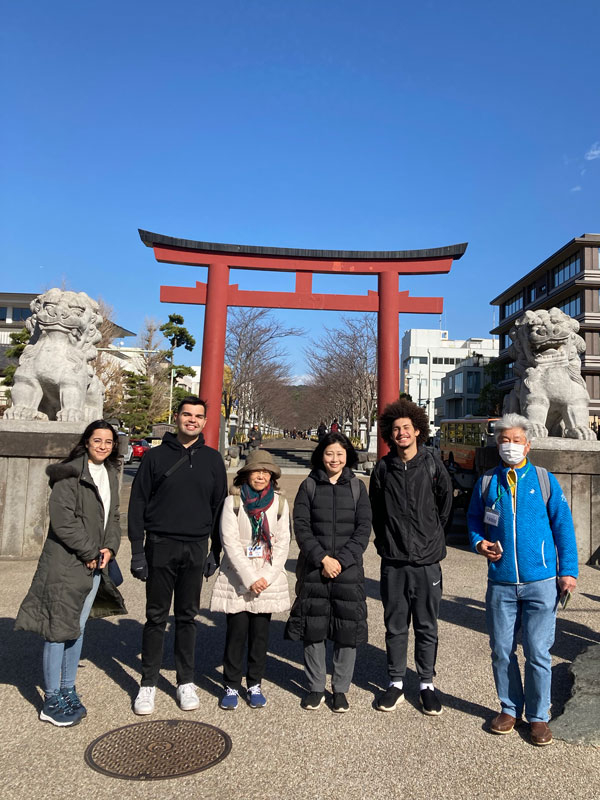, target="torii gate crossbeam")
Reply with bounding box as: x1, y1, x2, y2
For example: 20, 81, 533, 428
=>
139, 230, 467, 457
